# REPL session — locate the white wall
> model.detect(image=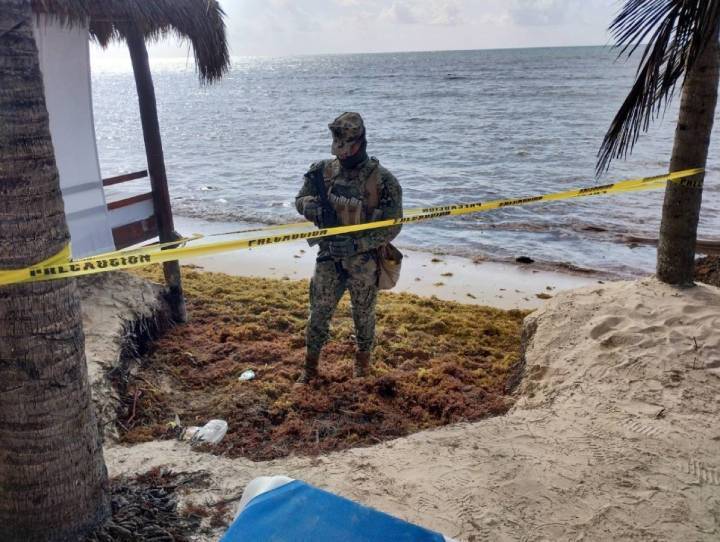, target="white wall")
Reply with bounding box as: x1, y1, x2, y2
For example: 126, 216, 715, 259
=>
33, 15, 115, 258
